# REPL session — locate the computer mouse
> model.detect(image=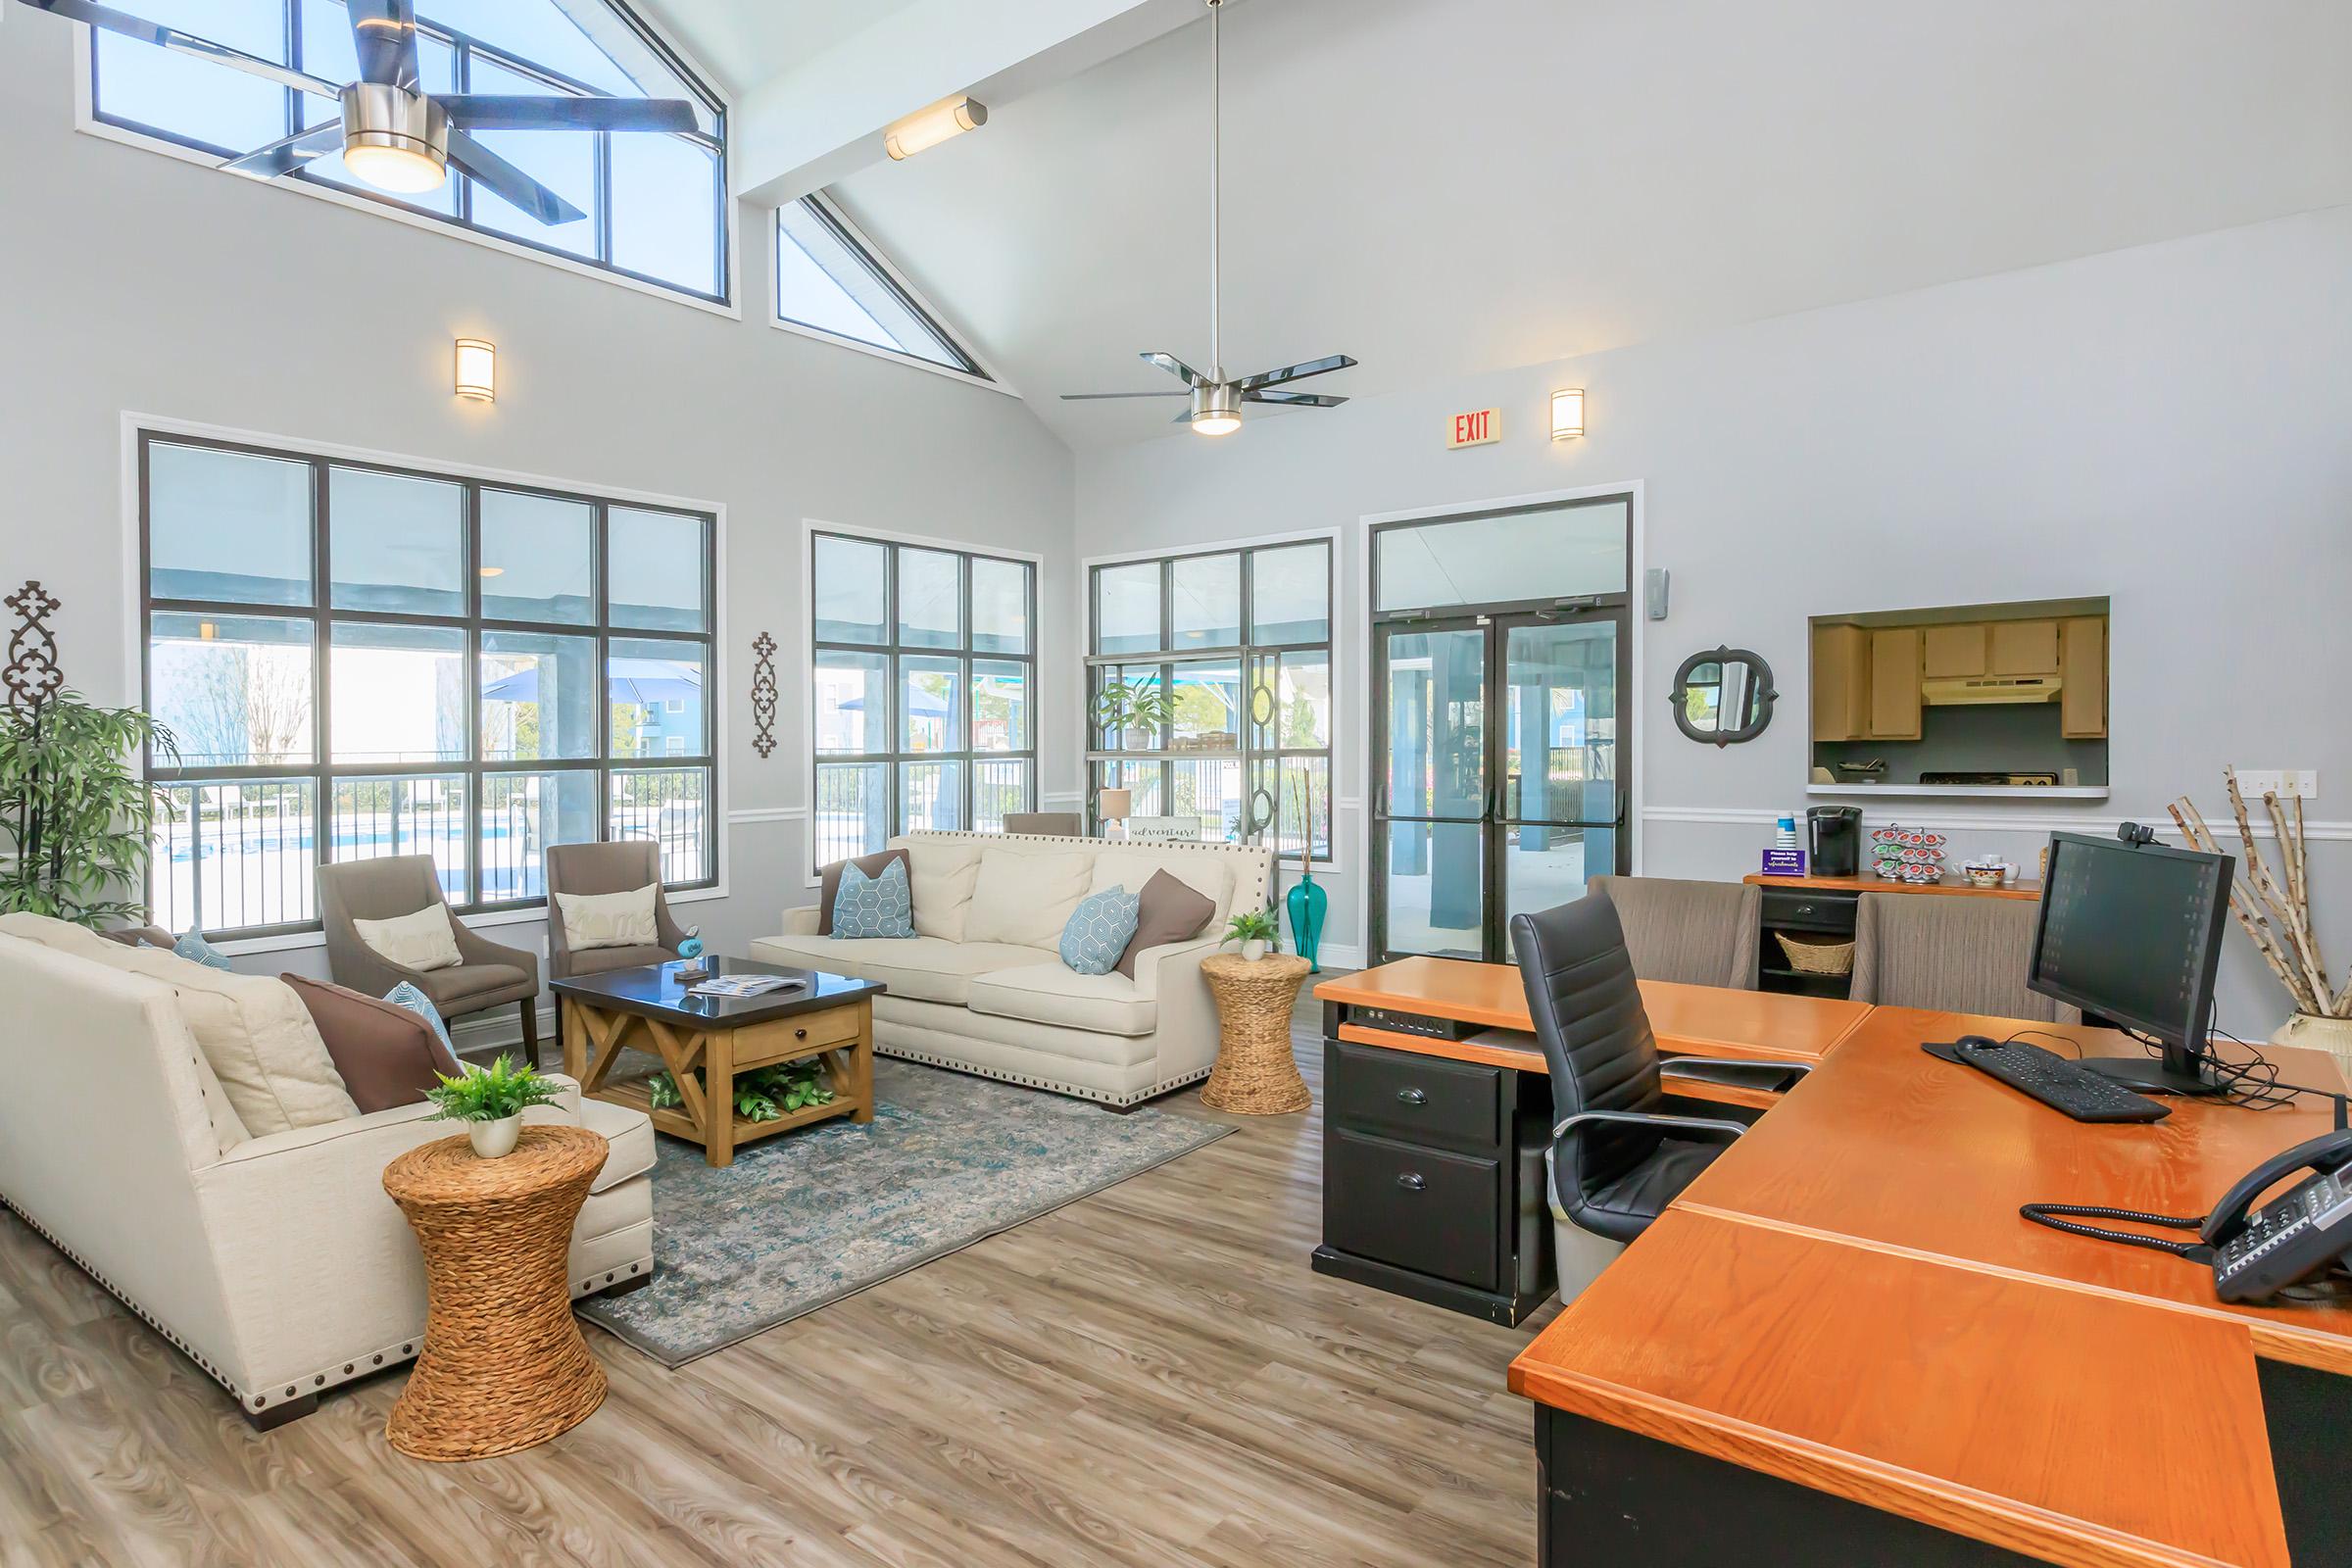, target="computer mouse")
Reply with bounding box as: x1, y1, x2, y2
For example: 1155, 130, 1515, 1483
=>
1955, 1034, 1999, 1052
